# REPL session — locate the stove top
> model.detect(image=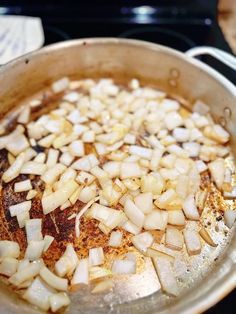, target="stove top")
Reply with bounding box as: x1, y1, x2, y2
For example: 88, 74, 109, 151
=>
0, 1, 235, 311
